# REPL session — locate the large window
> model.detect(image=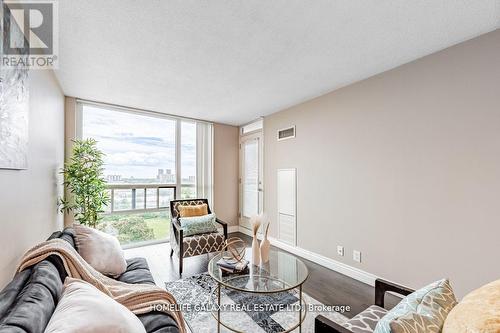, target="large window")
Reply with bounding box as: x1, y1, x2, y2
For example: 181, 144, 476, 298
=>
82, 106, 177, 185
79, 102, 212, 246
